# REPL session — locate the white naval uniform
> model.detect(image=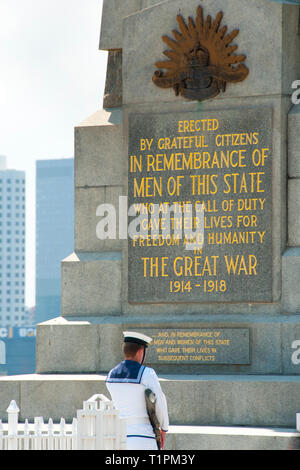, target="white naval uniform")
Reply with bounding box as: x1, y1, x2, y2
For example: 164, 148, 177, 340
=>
106, 360, 169, 450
